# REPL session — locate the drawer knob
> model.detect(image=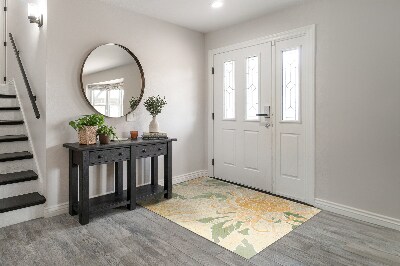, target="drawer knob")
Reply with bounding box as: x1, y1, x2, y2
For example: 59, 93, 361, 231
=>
158, 147, 163, 151
119, 153, 123, 156
142, 149, 146, 153
98, 155, 103, 159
